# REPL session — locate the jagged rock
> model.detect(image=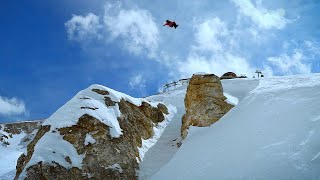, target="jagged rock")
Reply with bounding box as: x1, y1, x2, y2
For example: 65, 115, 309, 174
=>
181, 74, 234, 139
157, 103, 169, 115
15, 125, 51, 178
0, 121, 43, 147
15, 85, 169, 180
92, 88, 109, 95
1, 121, 43, 135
